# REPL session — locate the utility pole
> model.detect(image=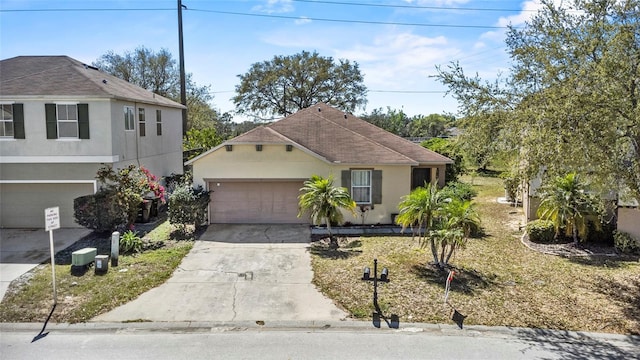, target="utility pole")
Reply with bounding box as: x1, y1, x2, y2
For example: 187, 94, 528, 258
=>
178, 0, 187, 137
